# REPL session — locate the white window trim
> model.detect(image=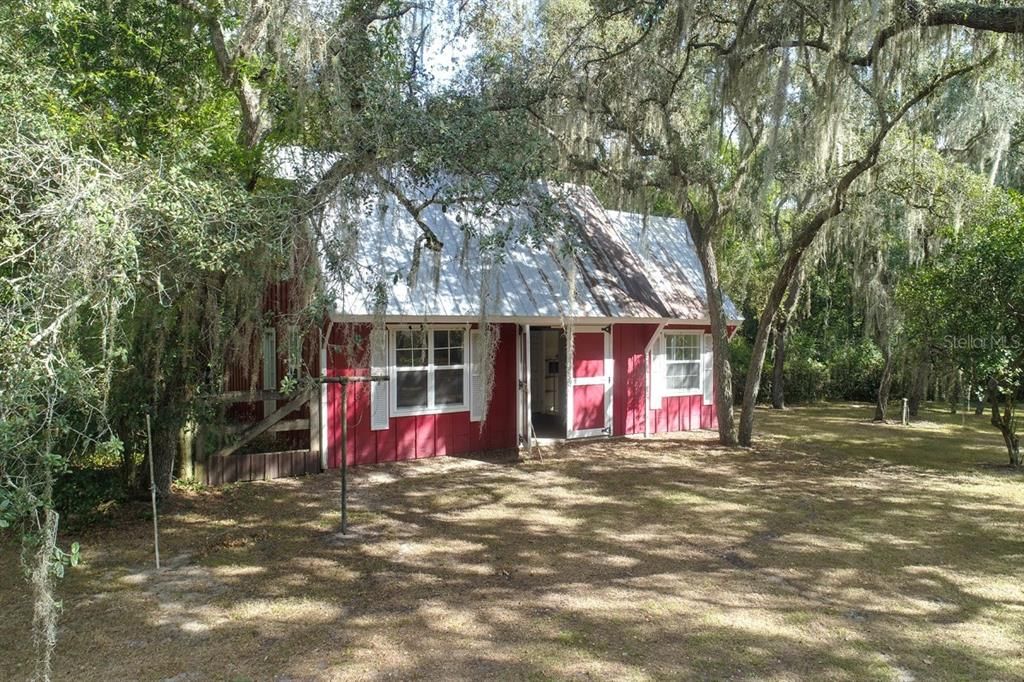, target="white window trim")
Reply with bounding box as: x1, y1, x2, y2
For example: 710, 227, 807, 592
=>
389, 326, 470, 417
663, 331, 703, 397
